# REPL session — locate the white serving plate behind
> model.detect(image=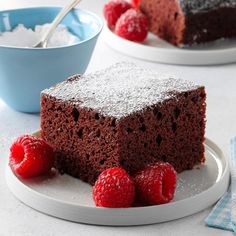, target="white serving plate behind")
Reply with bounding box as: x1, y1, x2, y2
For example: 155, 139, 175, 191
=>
103, 25, 236, 66
6, 135, 230, 226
